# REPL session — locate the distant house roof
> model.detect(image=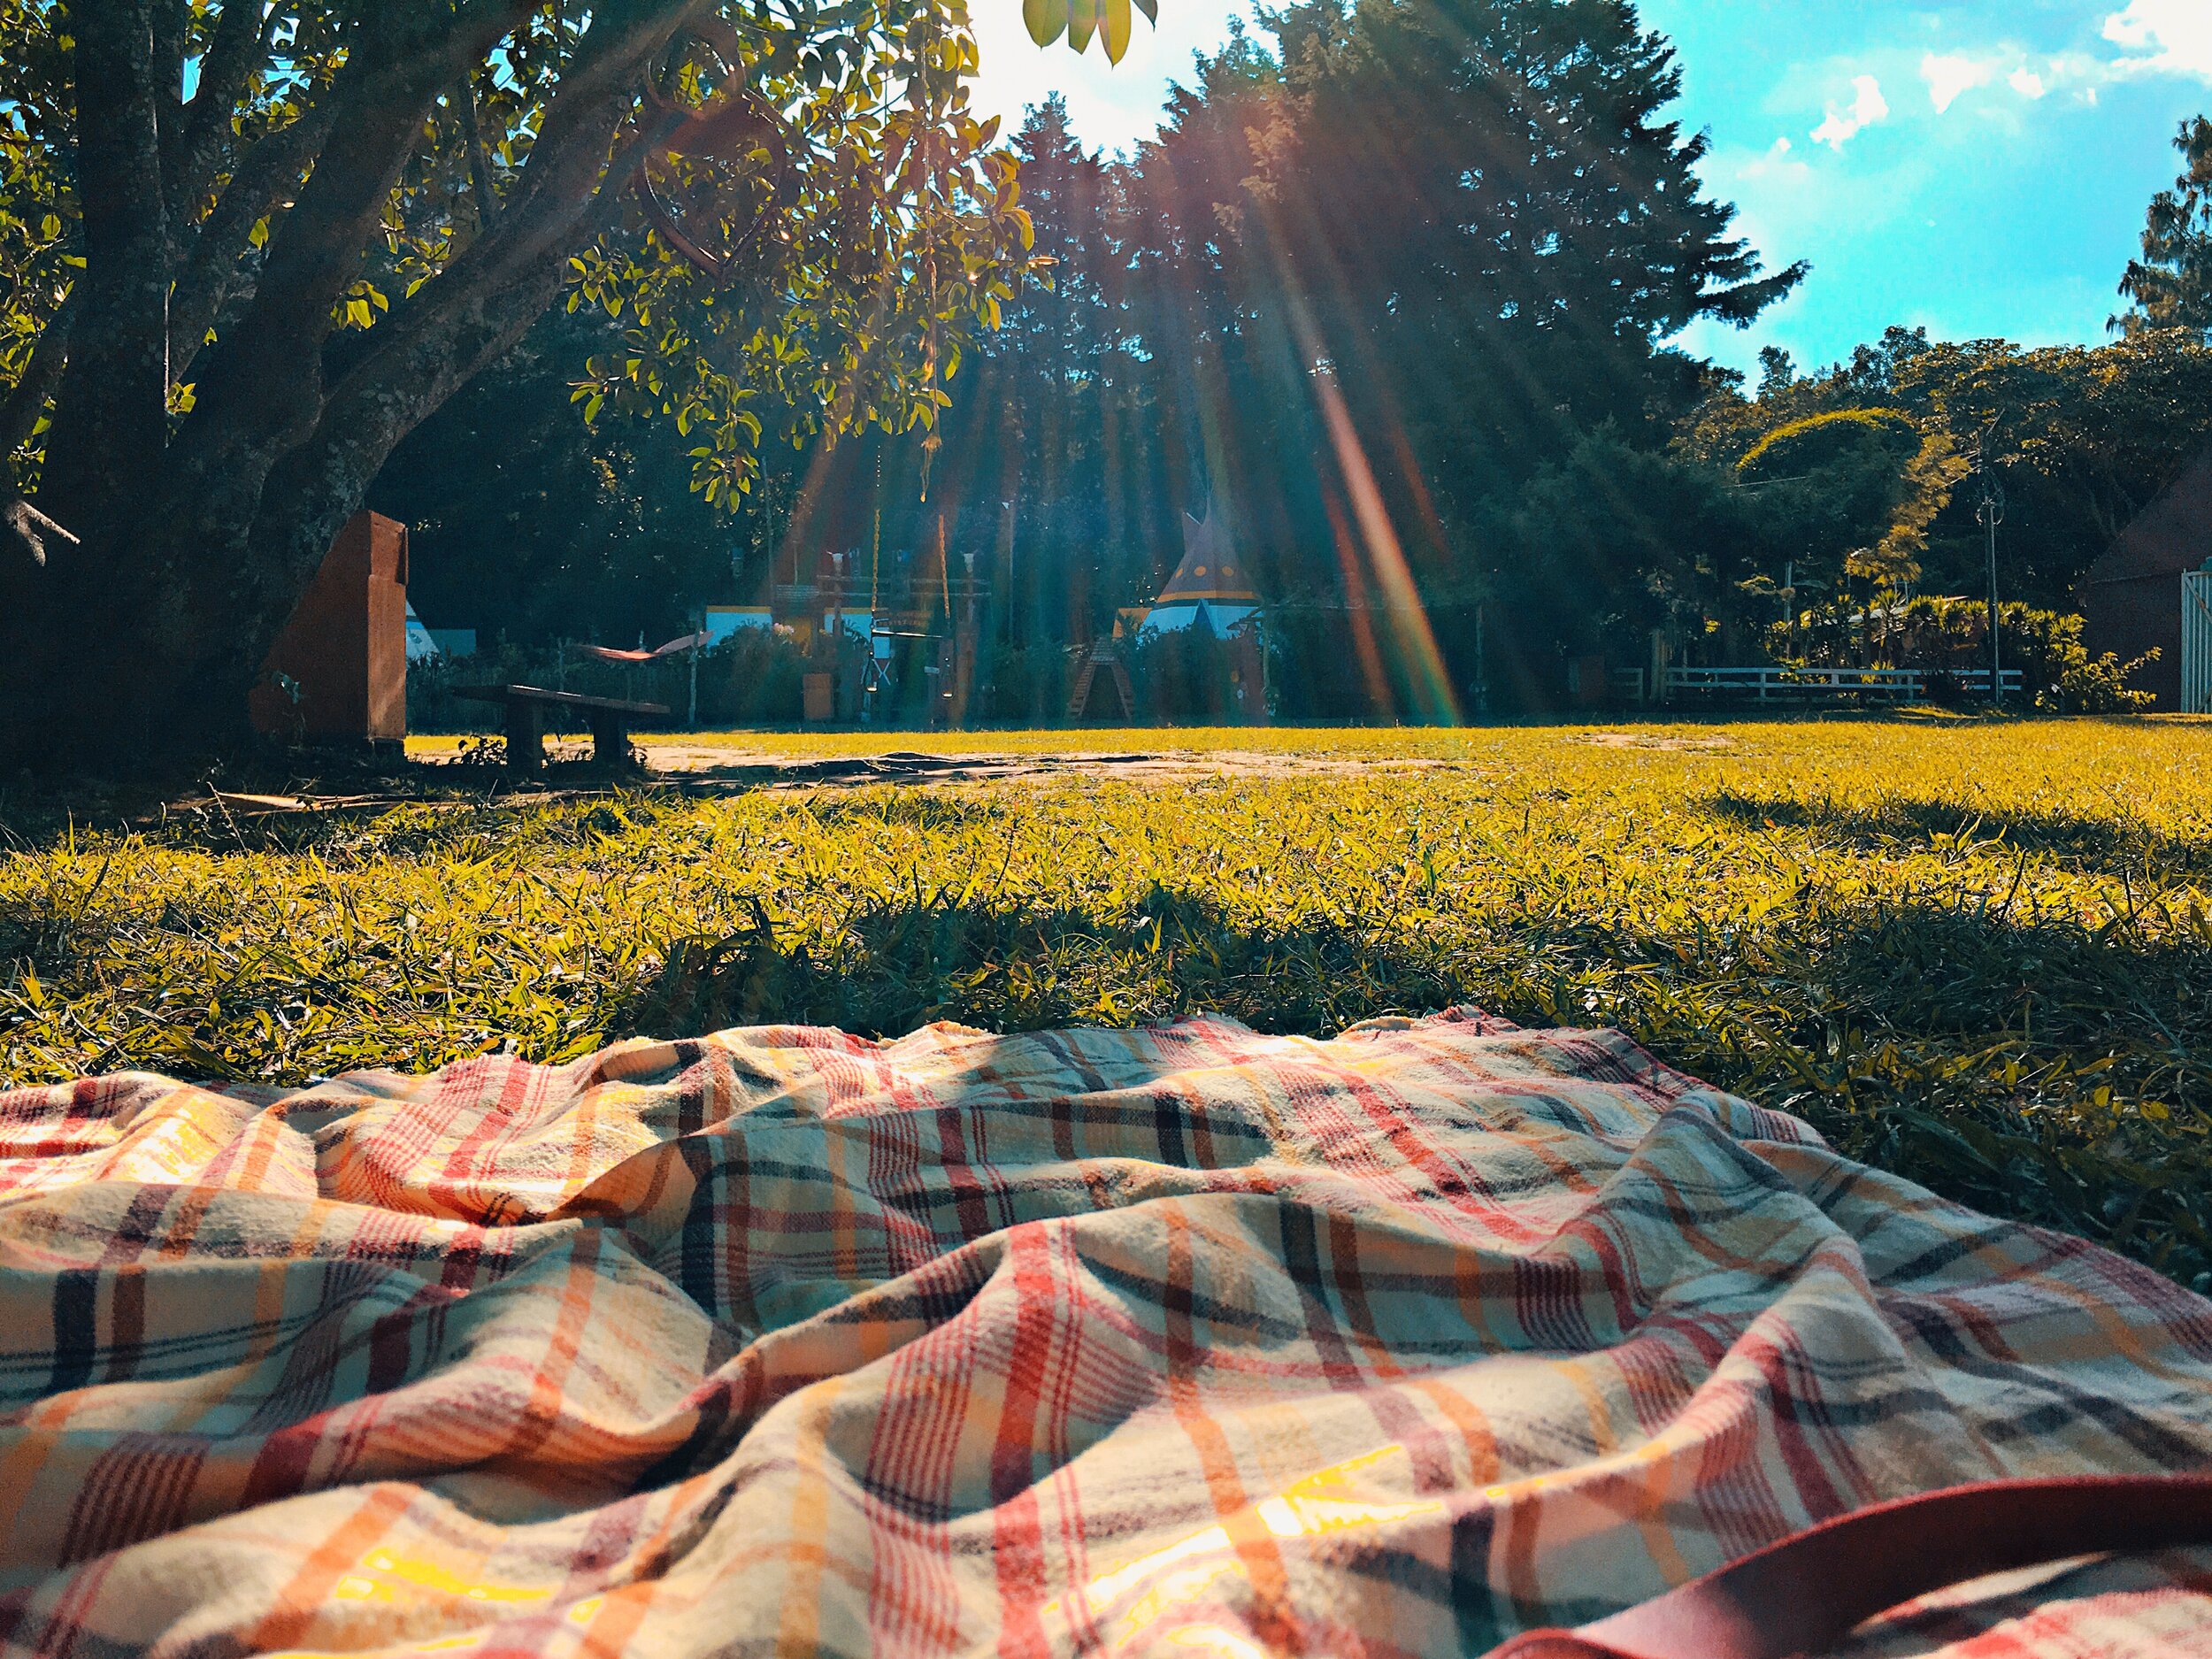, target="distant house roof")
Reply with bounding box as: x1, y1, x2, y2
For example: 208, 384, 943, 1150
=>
2084, 446, 2212, 593
403, 602, 441, 664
